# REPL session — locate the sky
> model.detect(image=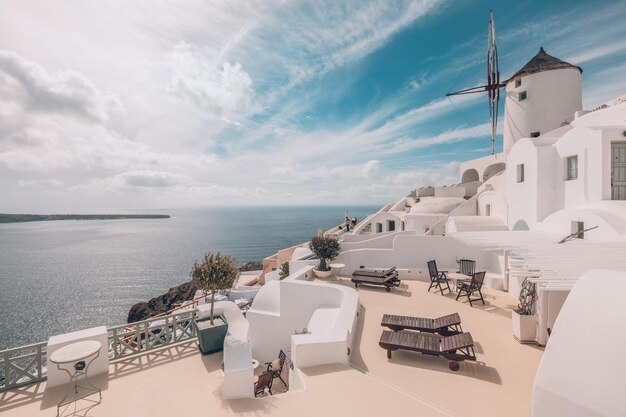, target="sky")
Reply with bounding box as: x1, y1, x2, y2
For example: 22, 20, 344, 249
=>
1, 0, 626, 211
